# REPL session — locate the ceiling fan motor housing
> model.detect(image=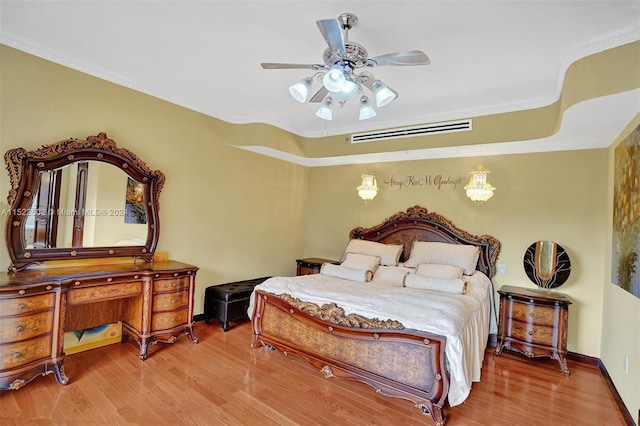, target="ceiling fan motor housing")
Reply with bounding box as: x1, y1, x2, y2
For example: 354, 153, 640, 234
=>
323, 42, 370, 69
